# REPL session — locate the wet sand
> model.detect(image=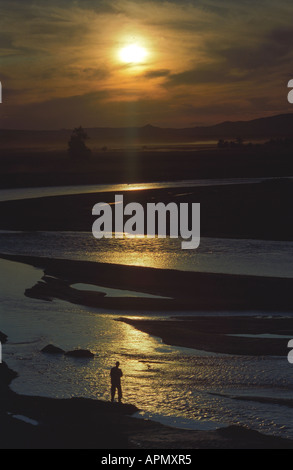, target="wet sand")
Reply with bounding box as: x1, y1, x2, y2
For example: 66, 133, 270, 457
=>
117, 316, 293, 356
1, 252, 293, 312
1, 179, 293, 241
